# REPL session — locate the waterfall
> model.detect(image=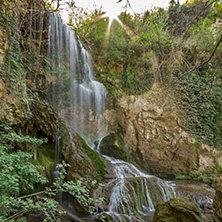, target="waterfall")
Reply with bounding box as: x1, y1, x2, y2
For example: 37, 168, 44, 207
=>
100, 156, 175, 221
47, 12, 108, 147
47, 12, 175, 221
